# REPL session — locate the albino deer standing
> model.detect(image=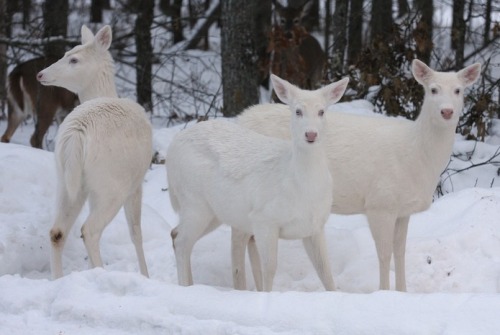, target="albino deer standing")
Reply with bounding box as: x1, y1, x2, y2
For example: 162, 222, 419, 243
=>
167, 74, 349, 291
1, 57, 78, 149
237, 59, 481, 291
37, 25, 153, 279
269, 0, 326, 93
